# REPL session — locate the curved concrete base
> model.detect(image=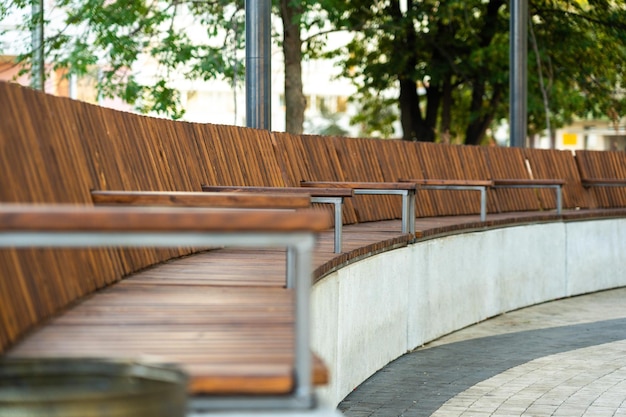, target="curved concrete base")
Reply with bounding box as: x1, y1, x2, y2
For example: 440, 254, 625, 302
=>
311, 218, 626, 406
